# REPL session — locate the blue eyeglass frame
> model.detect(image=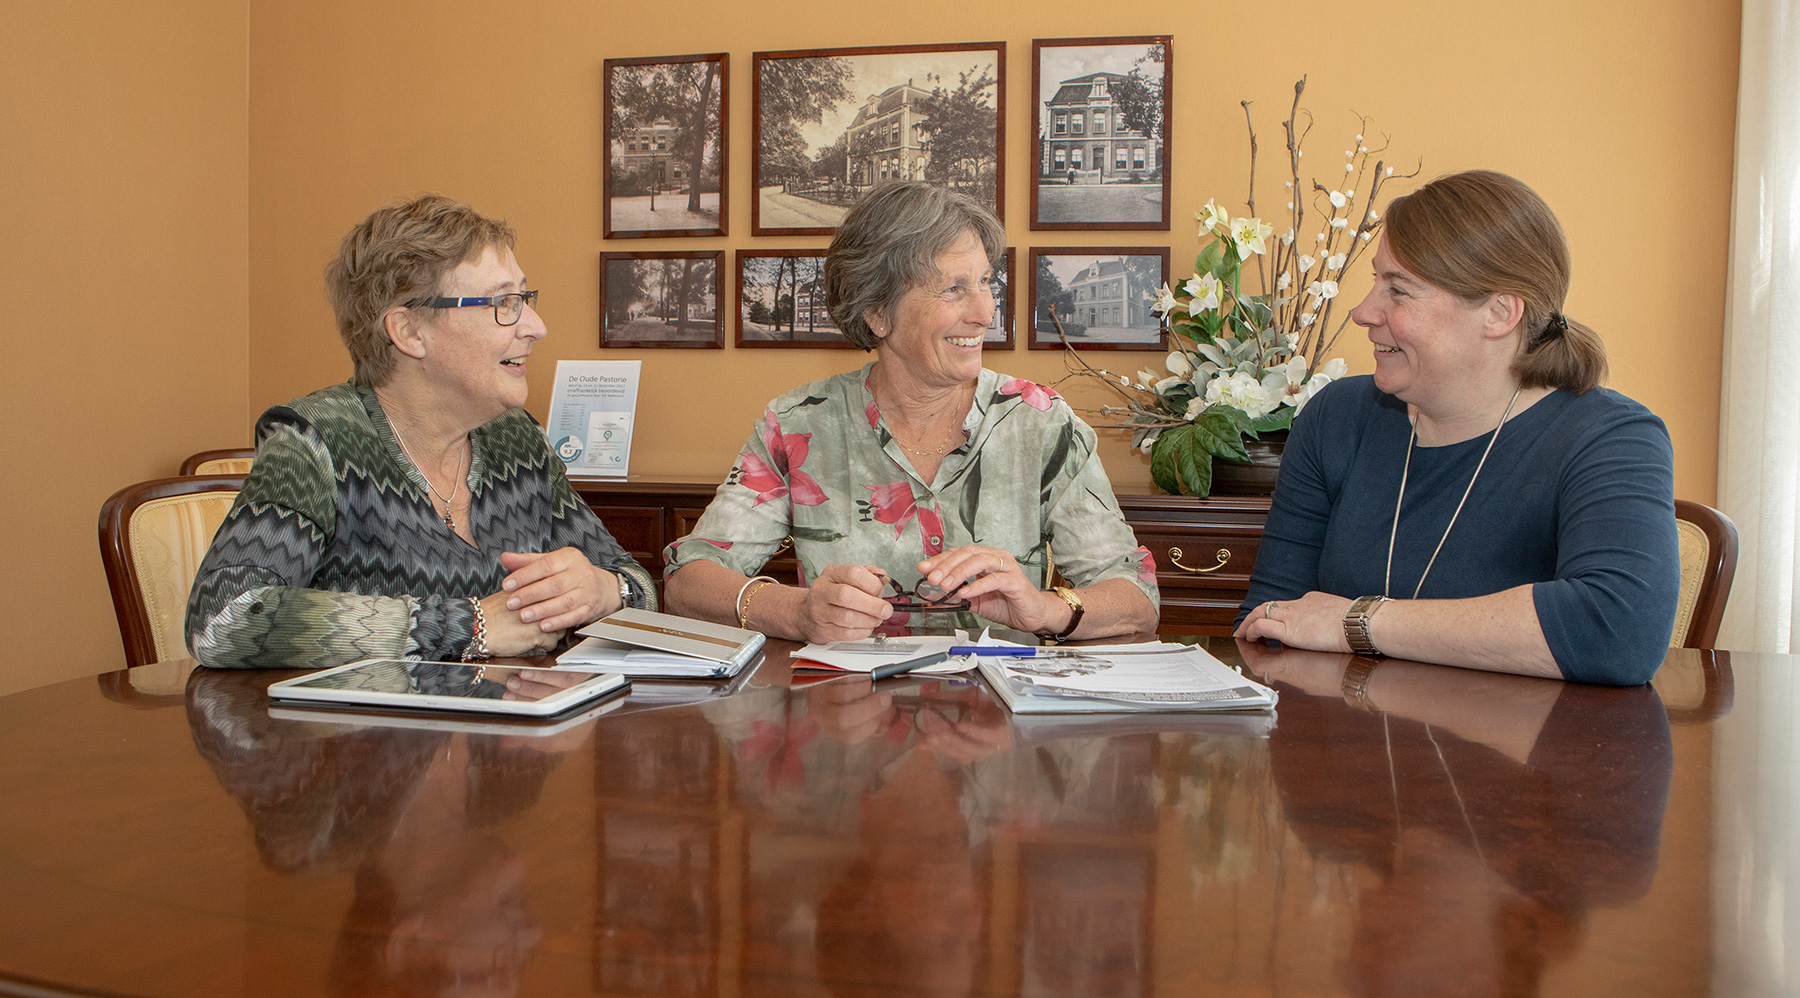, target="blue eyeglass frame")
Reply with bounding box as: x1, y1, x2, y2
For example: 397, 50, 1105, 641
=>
409, 289, 540, 326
